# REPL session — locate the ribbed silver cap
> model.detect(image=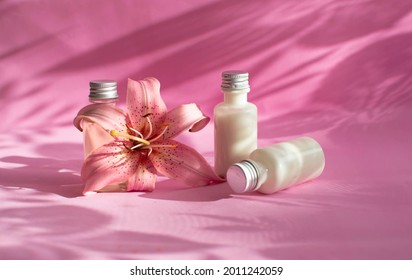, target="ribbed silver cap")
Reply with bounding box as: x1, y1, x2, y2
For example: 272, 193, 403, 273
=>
226, 160, 259, 193
89, 80, 118, 100
221, 70, 249, 90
